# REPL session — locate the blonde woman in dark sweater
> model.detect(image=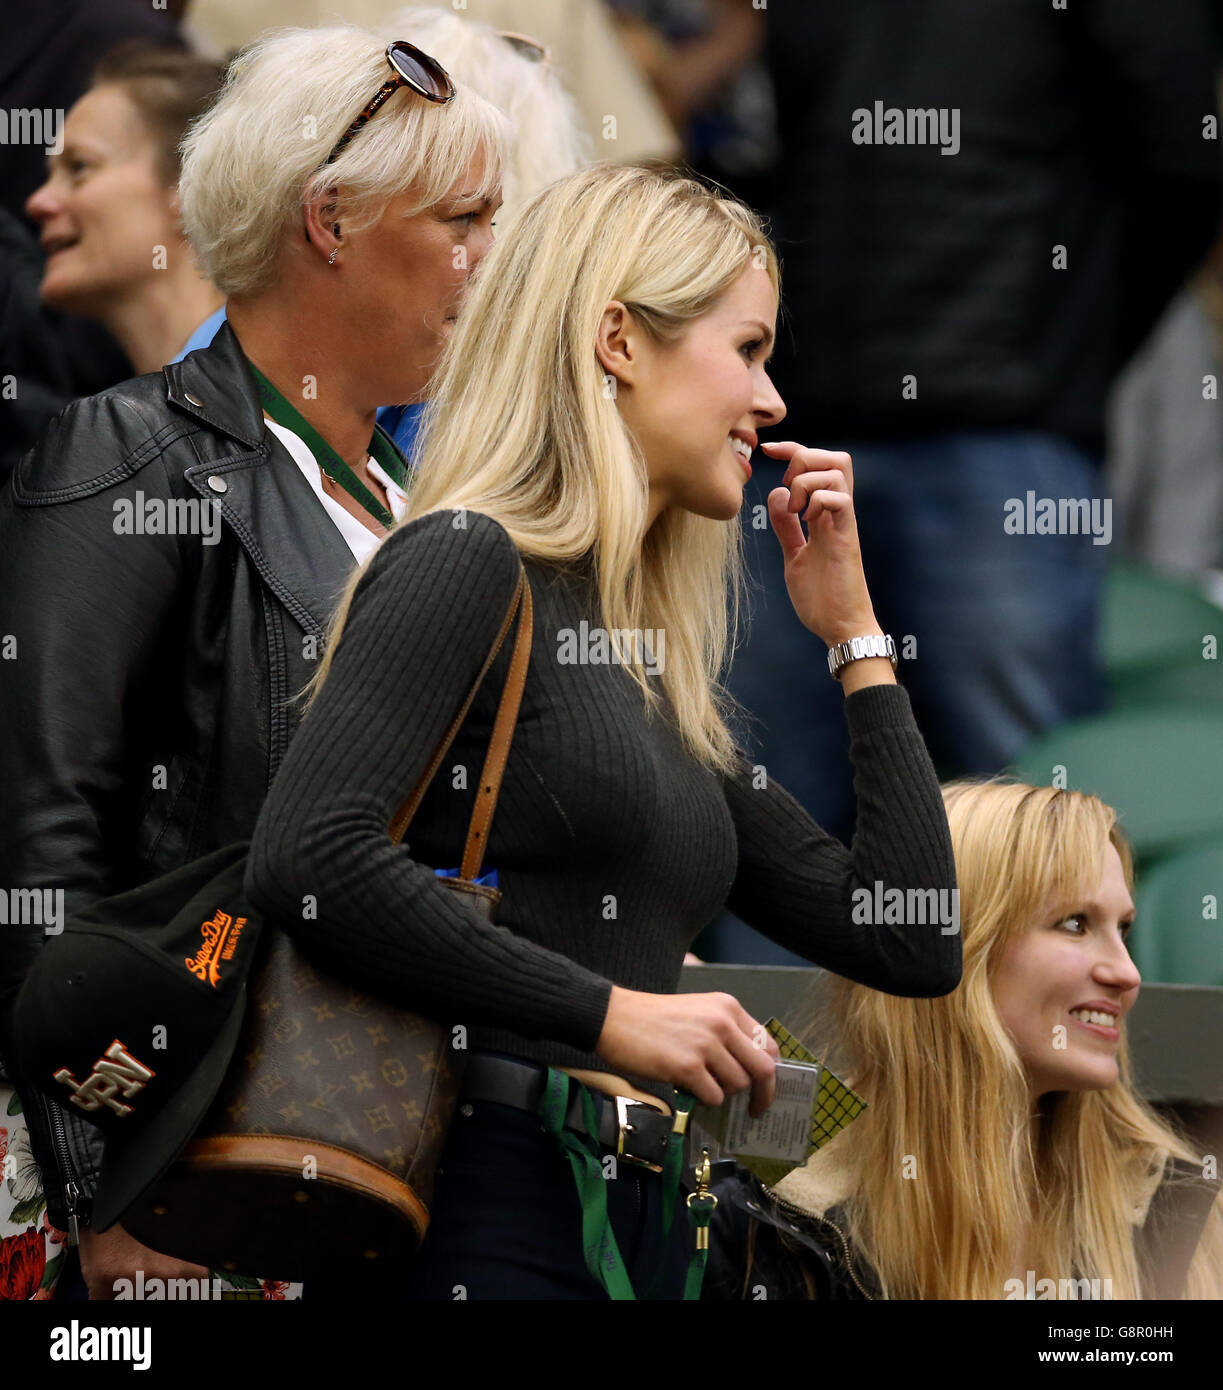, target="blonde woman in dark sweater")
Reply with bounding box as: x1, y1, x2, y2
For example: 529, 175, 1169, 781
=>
246, 163, 961, 1299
